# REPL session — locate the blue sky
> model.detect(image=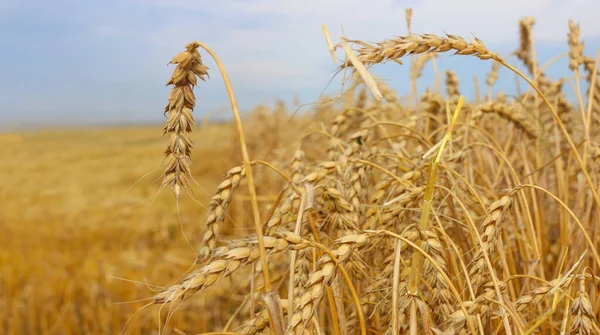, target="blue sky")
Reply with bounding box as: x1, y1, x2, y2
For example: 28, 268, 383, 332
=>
1, 0, 599, 129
